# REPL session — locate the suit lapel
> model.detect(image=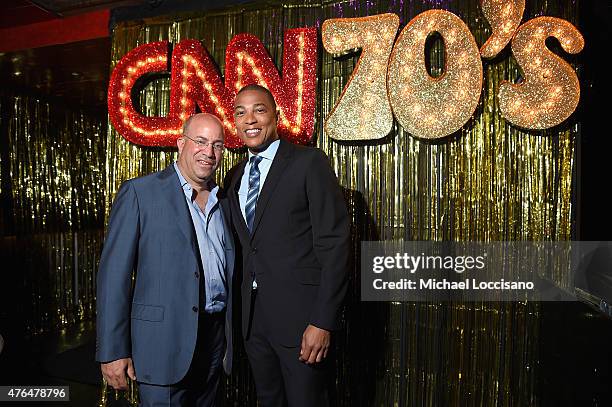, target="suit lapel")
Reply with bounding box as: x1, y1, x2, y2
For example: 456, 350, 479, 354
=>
230, 160, 250, 243
250, 139, 292, 239
159, 165, 199, 258
218, 194, 235, 285
218, 189, 234, 249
